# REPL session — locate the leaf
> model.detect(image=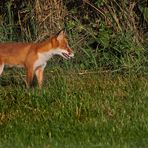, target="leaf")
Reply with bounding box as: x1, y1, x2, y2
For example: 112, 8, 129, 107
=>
98, 31, 110, 48
143, 7, 148, 22
139, 5, 148, 22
